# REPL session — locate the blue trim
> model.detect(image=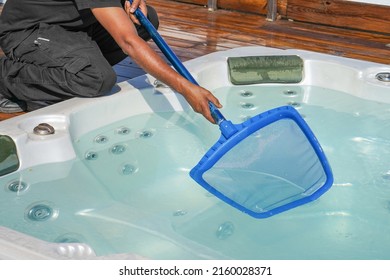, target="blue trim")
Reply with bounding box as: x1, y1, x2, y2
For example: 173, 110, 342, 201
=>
190, 106, 334, 218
